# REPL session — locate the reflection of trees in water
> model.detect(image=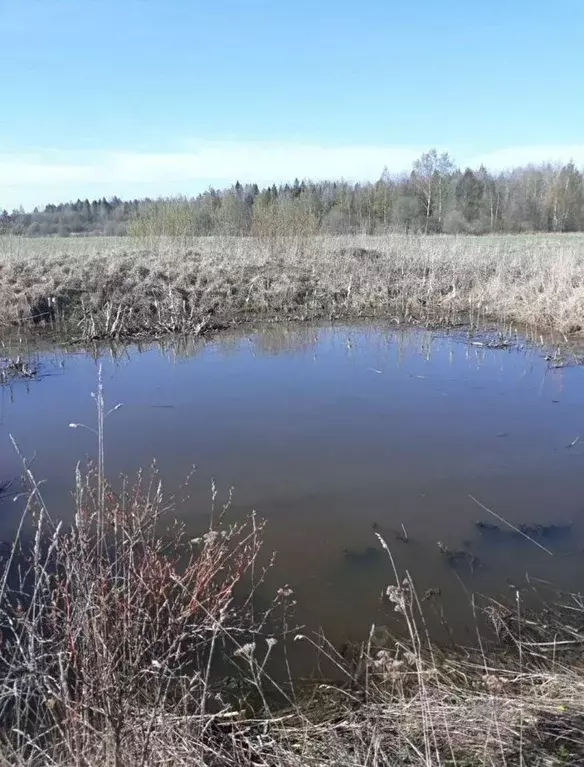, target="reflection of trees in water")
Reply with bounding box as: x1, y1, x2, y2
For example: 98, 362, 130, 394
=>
18, 321, 553, 392
101, 325, 320, 362
248, 325, 319, 357
346, 325, 438, 369
132, 326, 318, 362
211, 332, 249, 359
394, 328, 430, 366
154, 335, 207, 363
